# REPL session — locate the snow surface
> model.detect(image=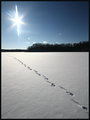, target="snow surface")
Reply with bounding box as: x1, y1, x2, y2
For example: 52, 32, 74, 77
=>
1, 52, 89, 118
